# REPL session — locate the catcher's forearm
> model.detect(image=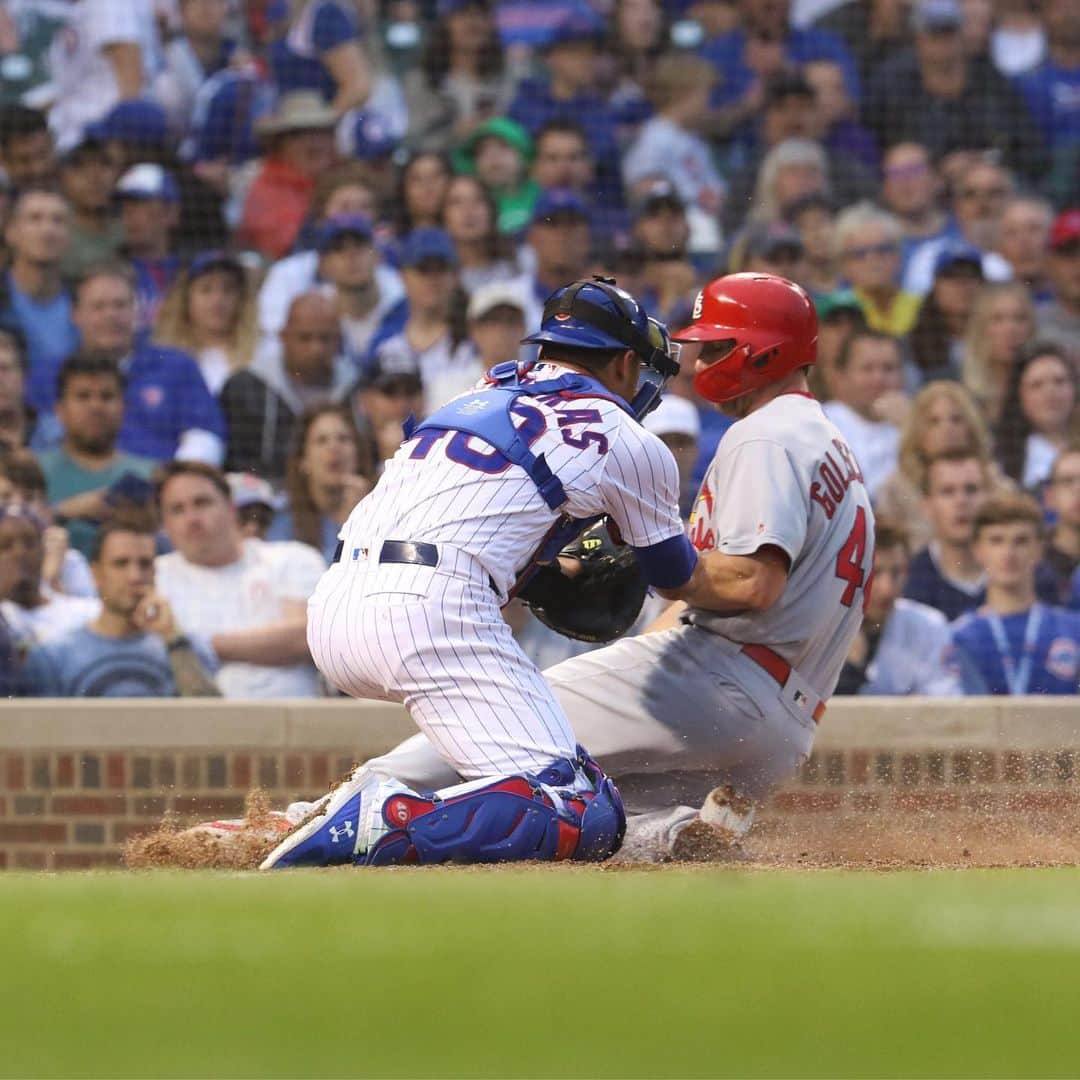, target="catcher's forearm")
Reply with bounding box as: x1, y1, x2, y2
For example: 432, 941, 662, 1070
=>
662, 547, 788, 613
